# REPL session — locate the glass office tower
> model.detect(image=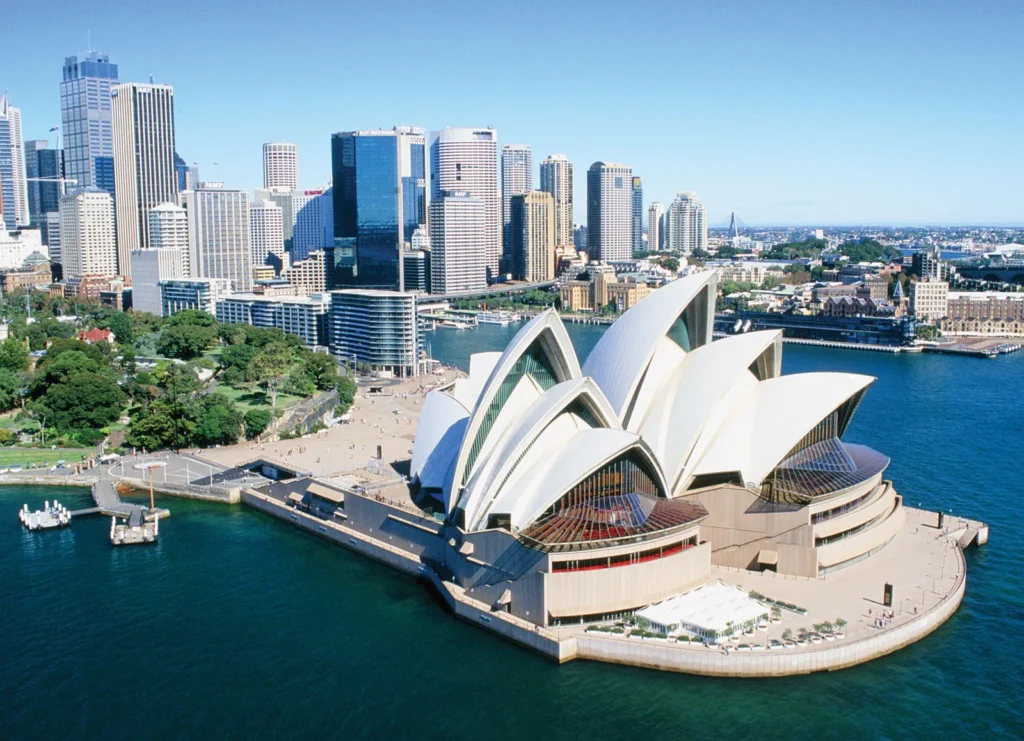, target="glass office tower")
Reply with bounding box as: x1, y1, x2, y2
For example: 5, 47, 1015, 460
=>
330, 126, 426, 290
60, 51, 118, 196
